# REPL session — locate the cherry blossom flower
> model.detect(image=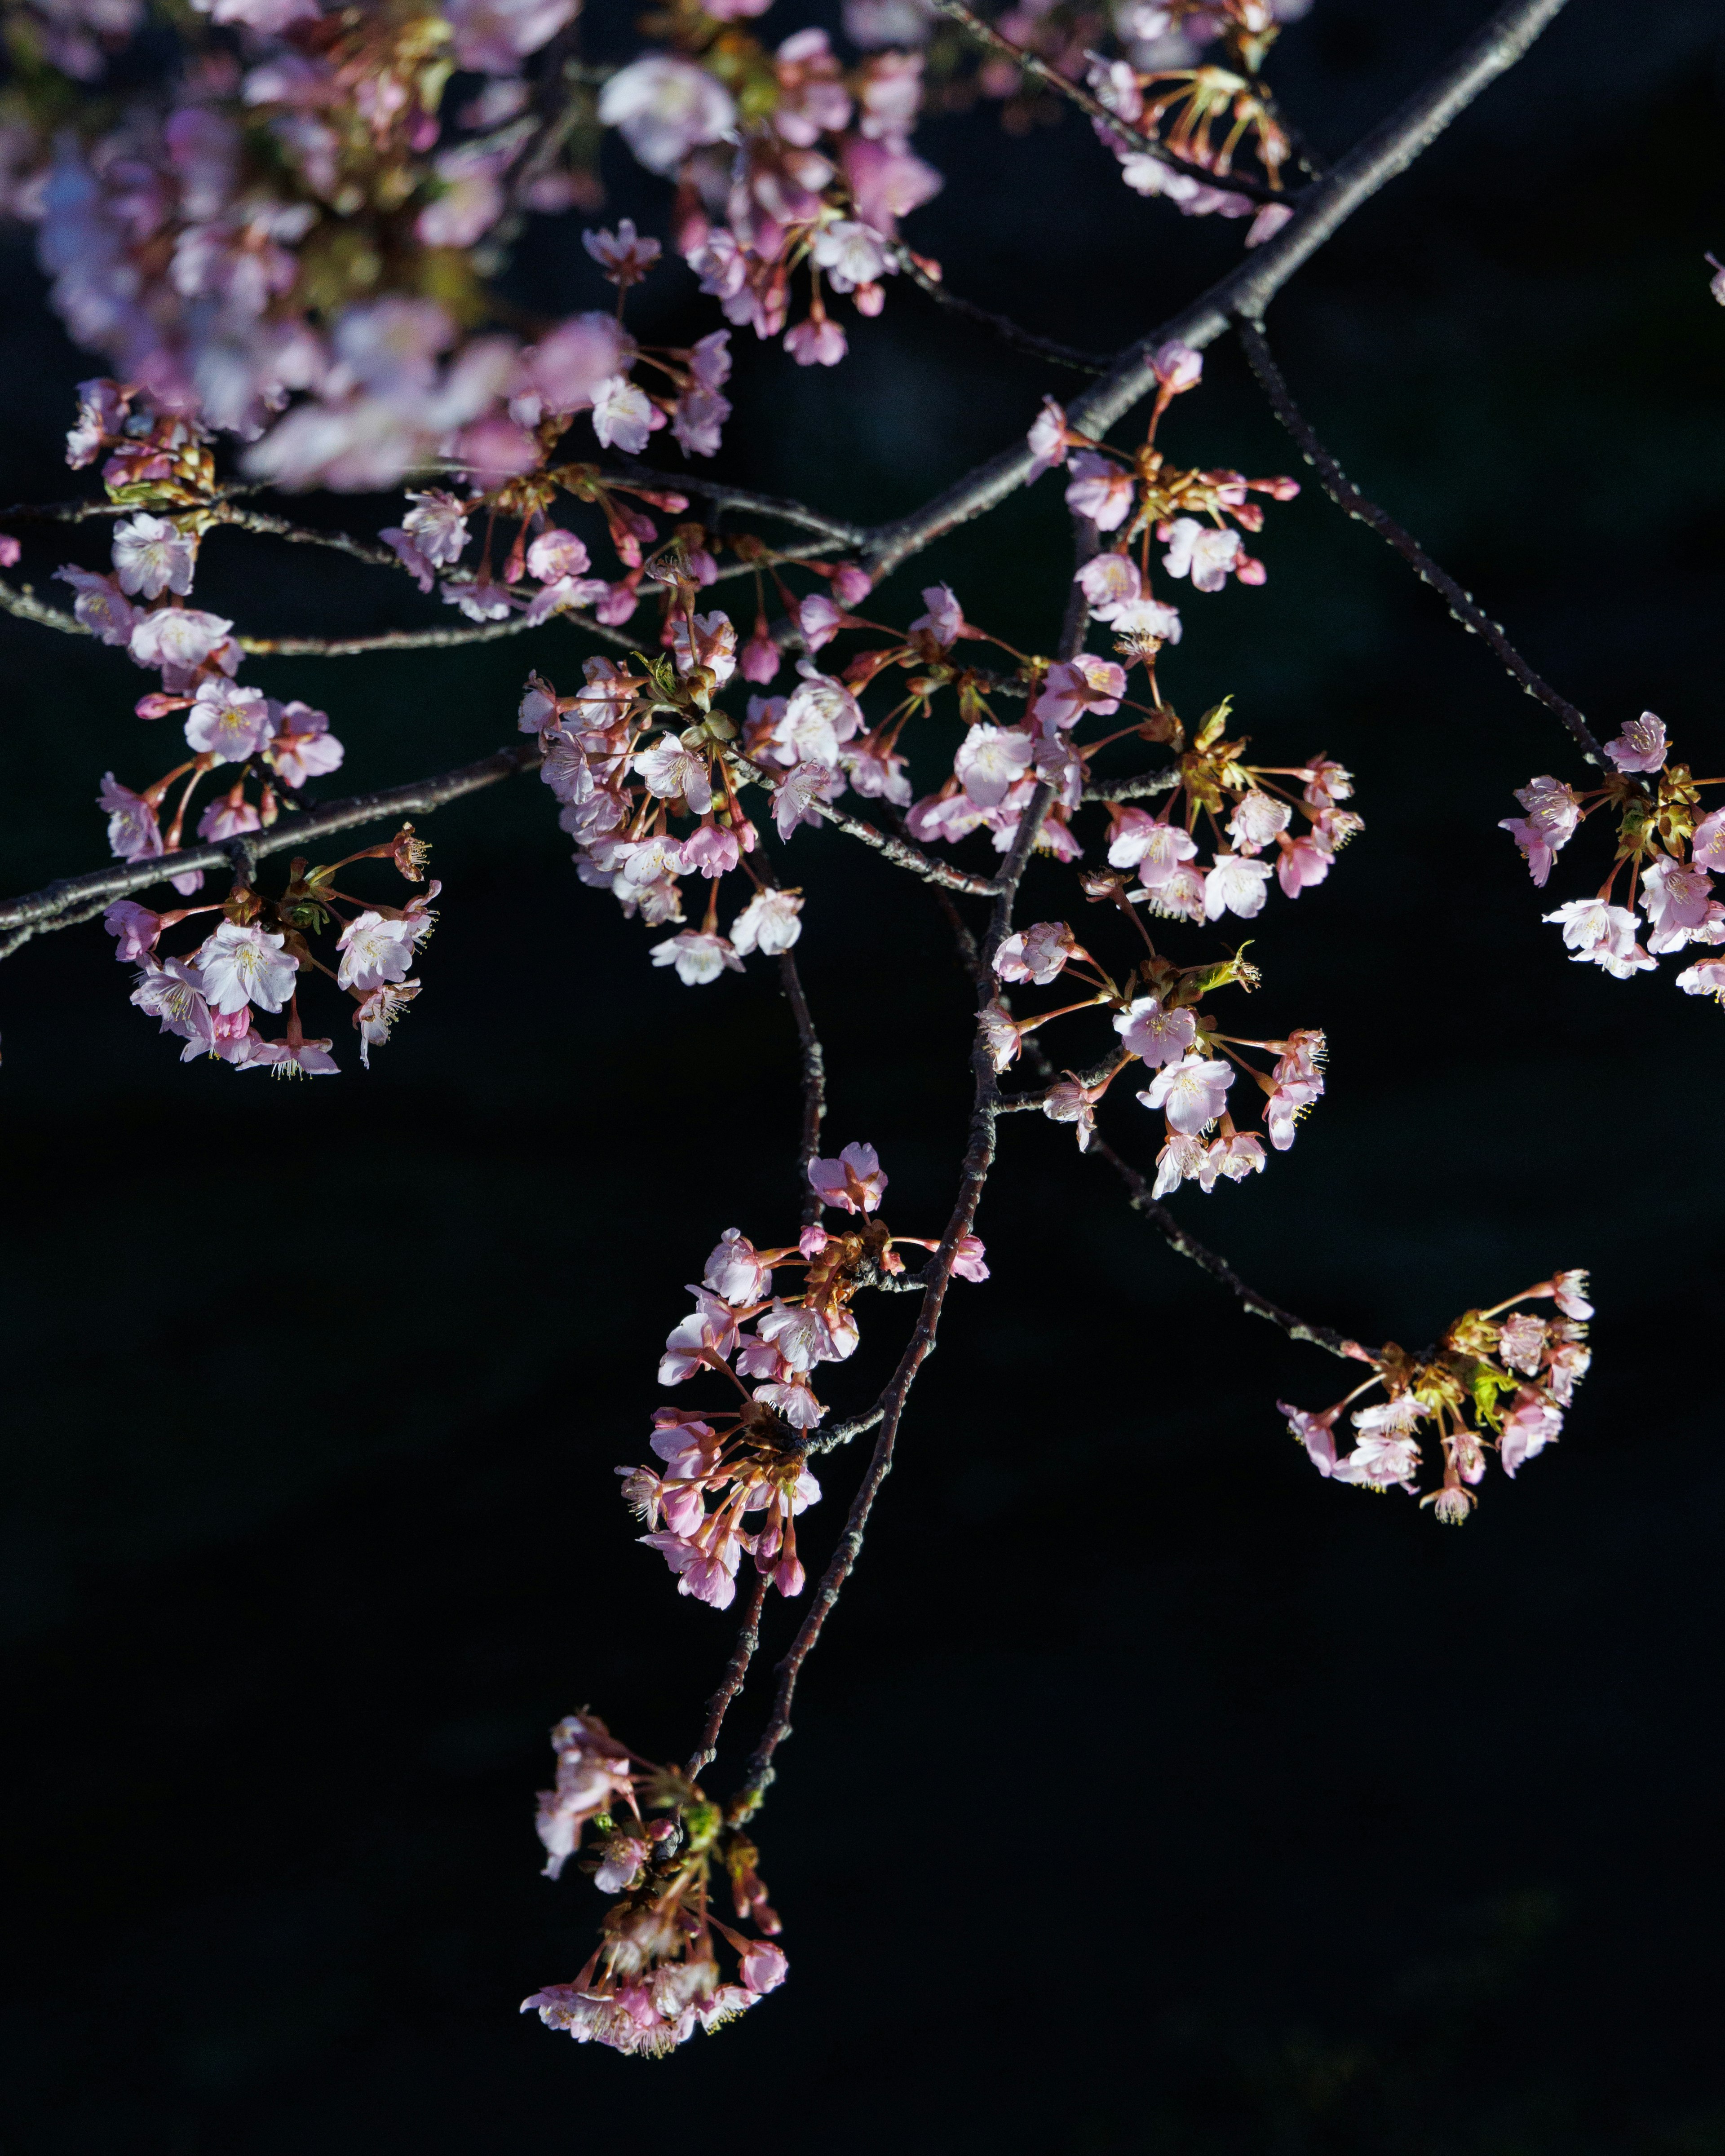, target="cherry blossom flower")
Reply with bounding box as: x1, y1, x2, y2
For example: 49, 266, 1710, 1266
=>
184, 679, 273, 762
103, 899, 164, 960
267, 701, 345, 788
909, 583, 966, 647
993, 920, 1079, 985
1064, 451, 1134, 530
1151, 1131, 1212, 1197
808, 1141, 887, 1214
704, 1229, 774, 1307
99, 772, 163, 862
1212, 1131, 1265, 1181
336, 911, 419, 993
1280, 1401, 1340, 1476
650, 930, 744, 987
1203, 851, 1273, 921
131, 957, 215, 1058
245, 1033, 339, 1077
111, 512, 196, 599
1160, 518, 1246, 592
1603, 711, 1667, 773
1499, 775, 1581, 886
1499, 1389, 1562, 1476
1551, 1268, 1593, 1320
952, 1233, 990, 1283
1032, 656, 1126, 730
772, 763, 838, 840
1275, 831, 1333, 897
1115, 994, 1197, 1066
354, 980, 421, 1068
979, 1000, 1022, 1072
634, 738, 715, 814
1676, 957, 1725, 1001
1690, 808, 1725, 873
785, 315, 847, 367
730, 889, 804, 955
1330, 1428, 1423, 1493
590, 376, 659, 455
1151, 340, 1203, 394
534, 1714, 636, 1882
1641, 856, 1717, 953
1026, 396, 1070, 478
56, 566, 140, 647
1496, 1312, 1548, 1375
1542, 898, 1655, 977
1075, 552, 1144, 620
1139, 1052, 1234, 1135
659, 1291, 742, 1385
1107, 810, 1199, 888
1227, 791, 1291, 854
129, 605, 234, 676
195, 922, 298, 1013
1042, 1076, 1102, 1150
583, 220, 662, 286
597, 55, 737, 177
